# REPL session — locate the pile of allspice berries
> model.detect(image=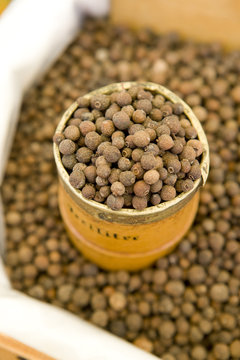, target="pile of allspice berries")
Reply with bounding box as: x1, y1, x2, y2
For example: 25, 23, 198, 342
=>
3, 18, 240, 360
55, 86, 203, 210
